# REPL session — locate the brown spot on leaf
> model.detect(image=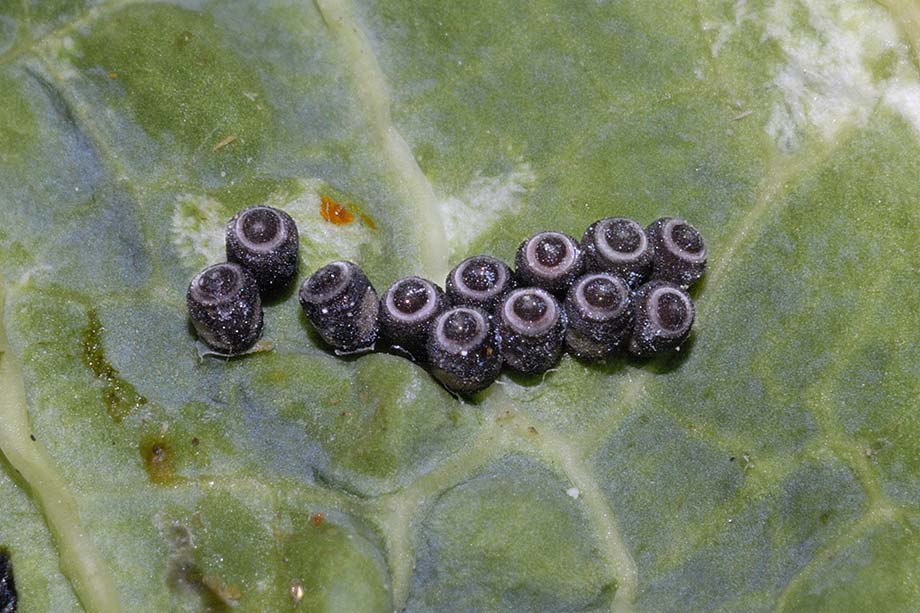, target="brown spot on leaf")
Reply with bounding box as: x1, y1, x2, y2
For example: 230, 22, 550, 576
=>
82, 309, 147, 422
495, 409, 515, 424
140, 436, 176, 484
176, 30, 194, 49
310, 512, 324, 527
